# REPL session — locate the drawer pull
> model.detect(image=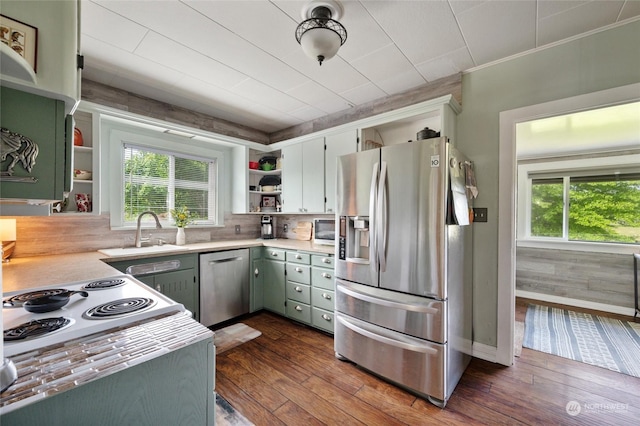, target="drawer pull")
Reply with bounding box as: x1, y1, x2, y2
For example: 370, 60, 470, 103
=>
295, 254, 302, 259
254, 268, 259, 277
270, 251, 278, 257
322, 258, 331, 264
295, 305, 303, 312
322, 293, 331, 300
295, 267, 303, 273
155, 285, 162, 292
295, 286, 302, 292
322, 314, 331, 321
321, 272, 331, 279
